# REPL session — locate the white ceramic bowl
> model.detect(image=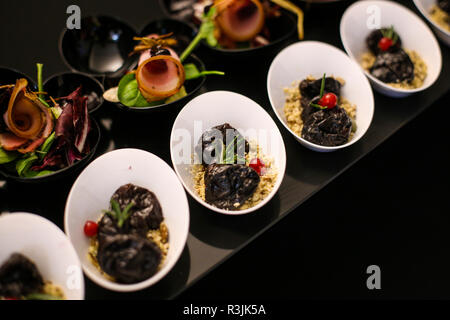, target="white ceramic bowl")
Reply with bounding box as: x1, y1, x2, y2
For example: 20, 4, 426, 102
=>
340, 0, 442, 98
64, 148, 190, 292
414, 0, 450, 46
170, 91, 286, 215
267, 41, 374, 152
0, 212, 84, 300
